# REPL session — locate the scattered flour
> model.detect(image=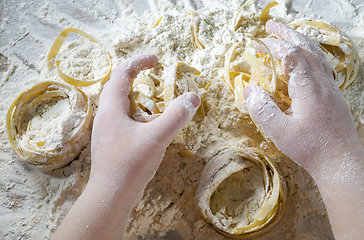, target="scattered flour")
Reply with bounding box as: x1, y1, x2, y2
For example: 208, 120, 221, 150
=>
0, 0, 364, 240
21, 98, 72, 150
57, 38, 111, 81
